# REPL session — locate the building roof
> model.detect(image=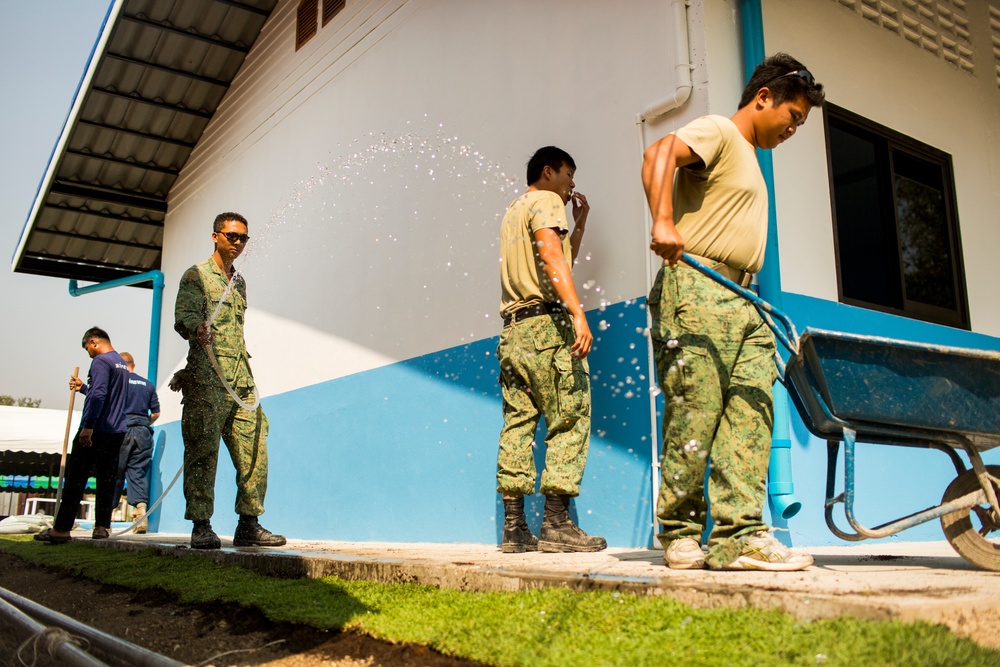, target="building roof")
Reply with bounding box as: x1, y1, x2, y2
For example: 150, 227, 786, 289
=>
11, 0, 278, 285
